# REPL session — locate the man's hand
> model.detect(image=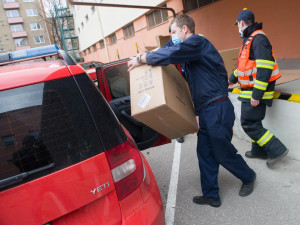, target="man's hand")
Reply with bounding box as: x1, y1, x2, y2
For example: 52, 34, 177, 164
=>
251, 98, 260, 107
228, 82, 234, 89
128, 56, 141, 71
